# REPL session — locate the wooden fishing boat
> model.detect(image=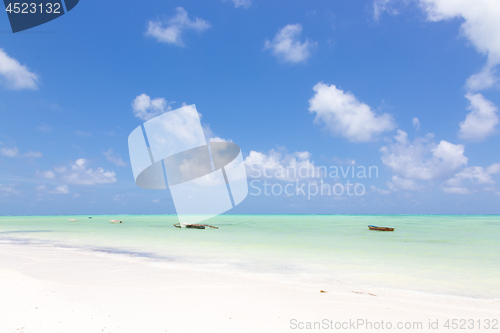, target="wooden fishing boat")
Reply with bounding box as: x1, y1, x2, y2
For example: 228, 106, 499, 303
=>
173, 223, 218, 229
110, 220, 123, 224
186, 224, 205, 229
368, 225, 394, 231
68, 219, 77, 222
